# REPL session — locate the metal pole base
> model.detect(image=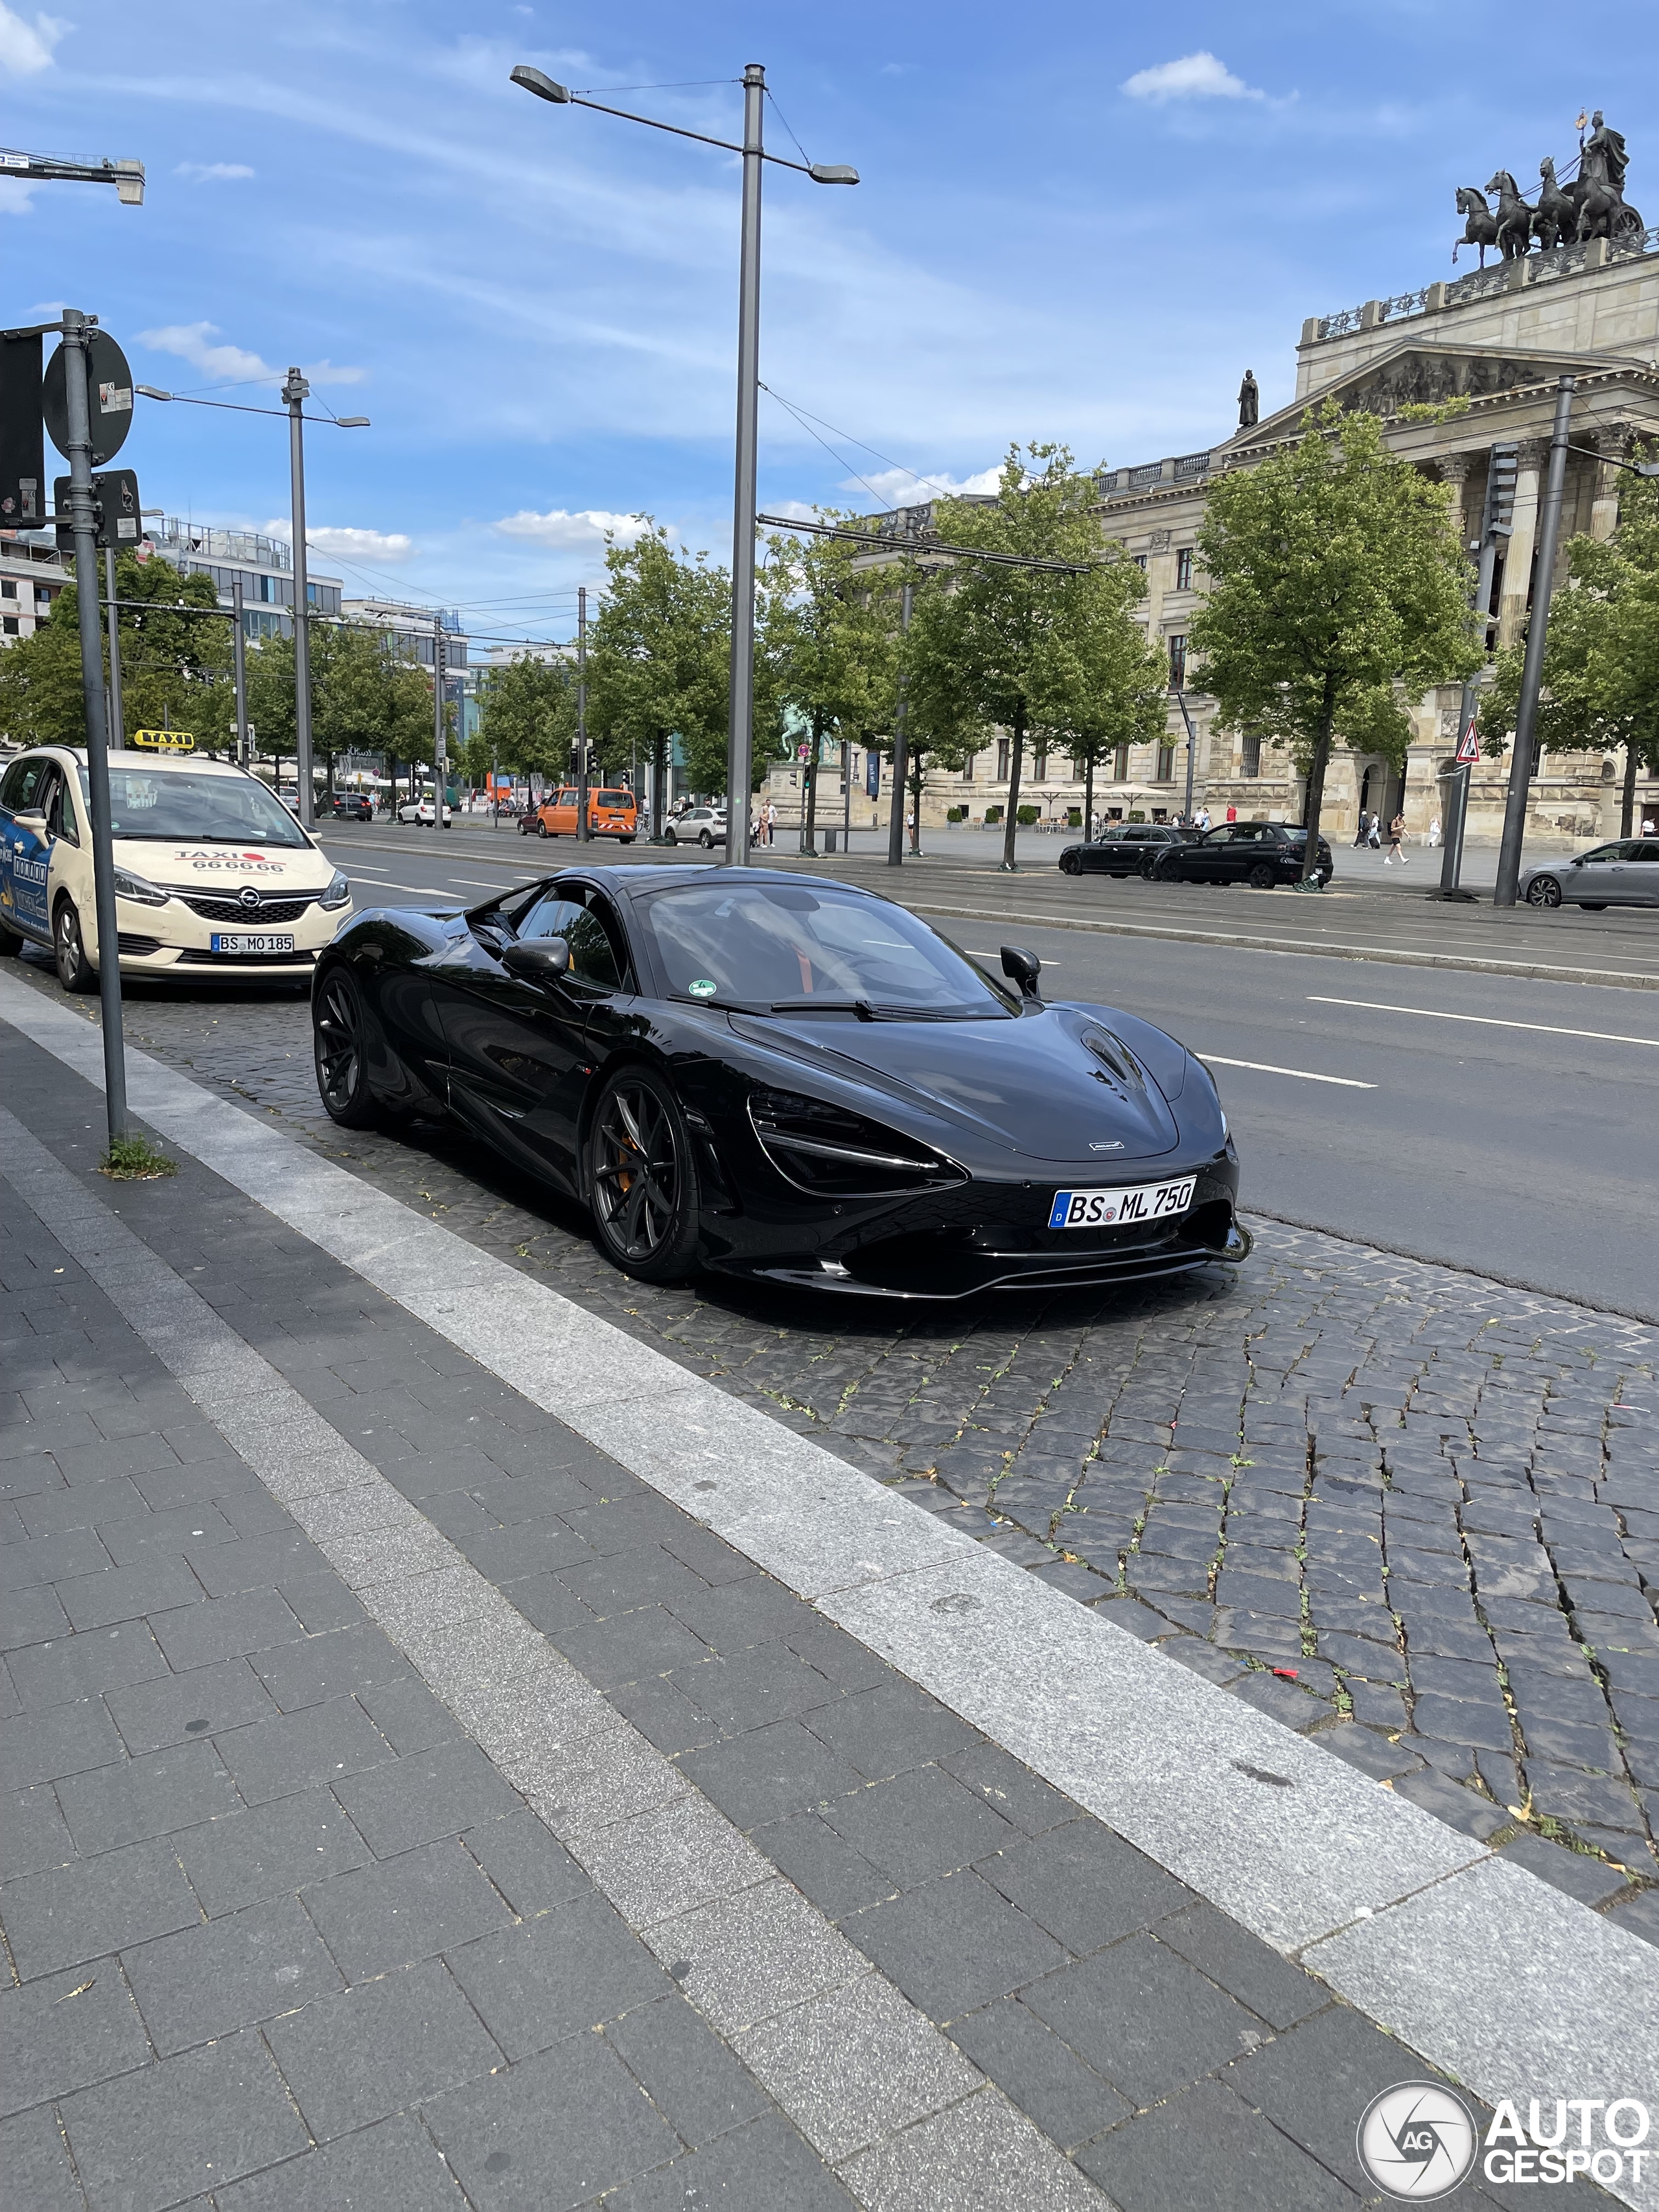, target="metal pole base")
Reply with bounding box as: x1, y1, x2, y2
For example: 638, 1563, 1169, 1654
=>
1426, 887, 1480, 903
